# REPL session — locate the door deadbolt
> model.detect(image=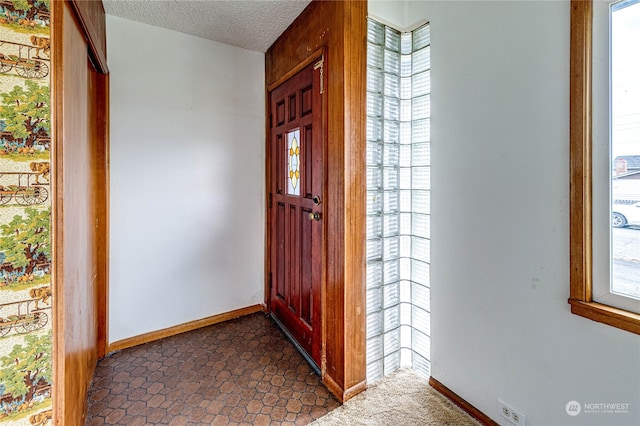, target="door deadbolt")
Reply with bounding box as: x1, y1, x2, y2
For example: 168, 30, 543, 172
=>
312, 195, 322, 205
308, 211, 322, 221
